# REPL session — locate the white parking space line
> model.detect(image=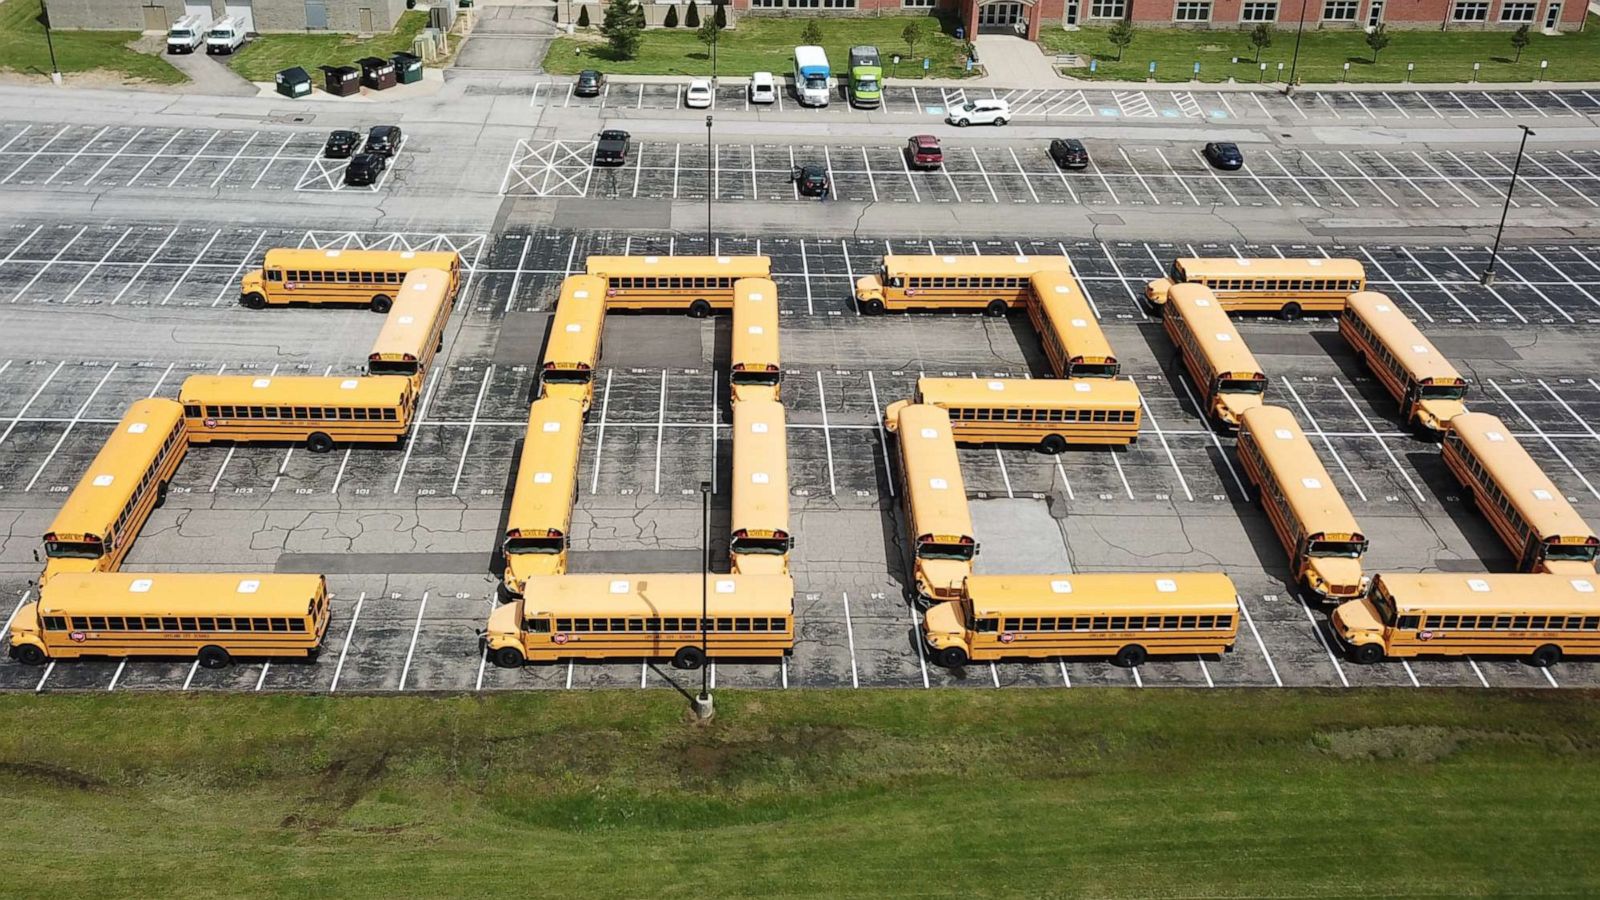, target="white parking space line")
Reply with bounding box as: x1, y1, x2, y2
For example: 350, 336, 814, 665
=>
1299, 598, 1350, 687
0, 124, 32, 154
588, 370, 613, 495
1347, 92, 1378, 119
1539, 380, 1600, 452
1007, 148, 1040, 203
1373, 153, 1437, 207
1488, 380, 1600, 500
1262, 150, 1321, 207
1188, 149, 1239, 205
841, 592, 860, 688
1279, 379, 1368, 502
1474, 251, 1574, 322
1355, 247, 1437, 323
1524, 153, 1599, 207
968, 148, 999, 203
165, 130, 220, 188
1135, 393, 1192, 502
652, 369, 668, 494
1526, 246, 1600, 311
1444, 150, 1515, 206
398, 592, 429, 690
1155, 149, 1201, 205
857, 146, 878, 202
212, 230, 269, 306
1117, 147, 1159, 204
1, 125, 69, 184
1337, 150, 1398, 206
1083, 155, 1119, 204
502, 235, 532, 315
1479, 150, 1559, 206
1171, 375, 1248, 499
1409, 151, 1479, 207
9, 225, 85, 303
1397, 245, 1492, 322
1413, 92, 1446, 118
1378, 92, 1411, 119
208, 132, 257, 188
60, 227, 132, 302
0, 360, 64, 447
328, 592, 365, 692
815, 371, 837, 496
1297, 151, 1359, 206
866, 371, 895, 497
160, 228, 220, 306
24, 363, 117, 491
895, 145, 922, 202
1331, 377, 1426, 502
84, 128, 146, 185
451, 365, 494, 495
391, 355, 446, 494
